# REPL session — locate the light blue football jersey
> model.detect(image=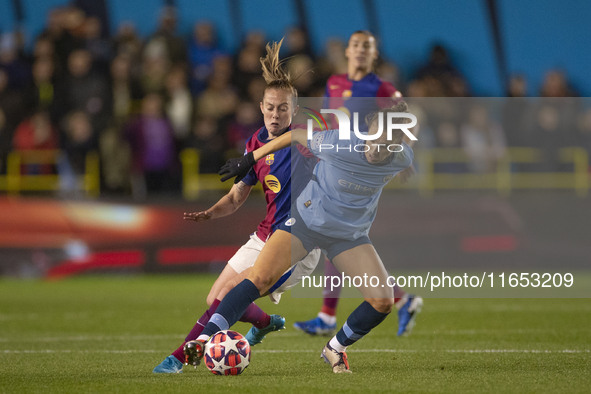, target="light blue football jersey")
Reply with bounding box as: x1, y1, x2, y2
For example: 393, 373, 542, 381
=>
296, 129, 413, 240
